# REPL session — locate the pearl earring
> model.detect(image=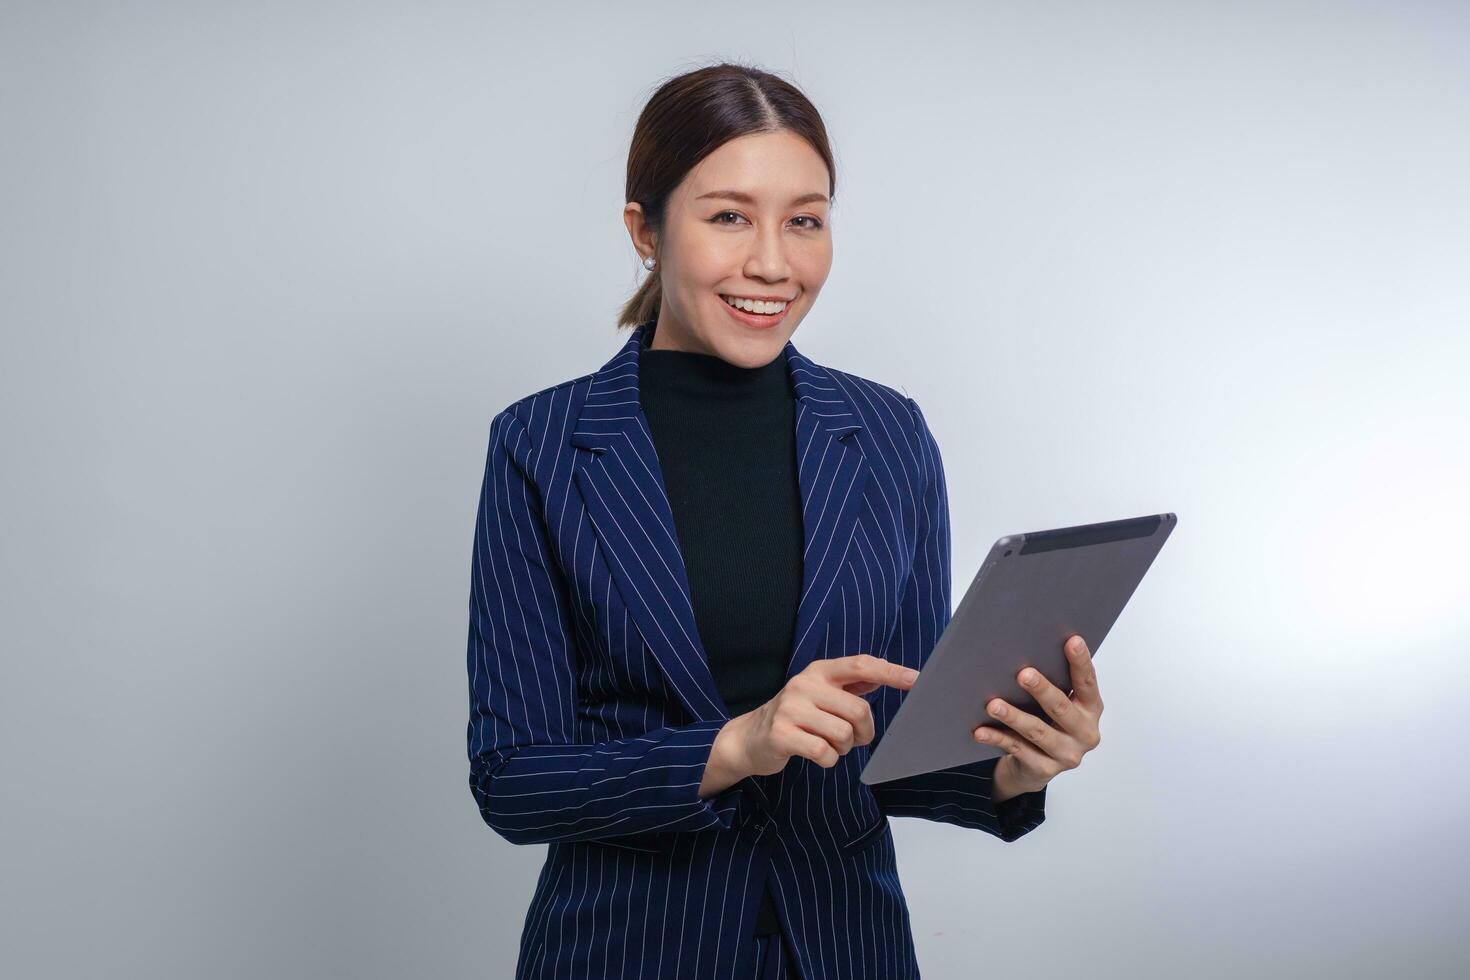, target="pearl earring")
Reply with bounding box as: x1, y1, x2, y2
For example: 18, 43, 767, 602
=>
642, 255, 657, 271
